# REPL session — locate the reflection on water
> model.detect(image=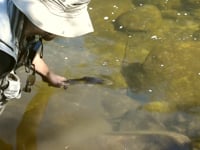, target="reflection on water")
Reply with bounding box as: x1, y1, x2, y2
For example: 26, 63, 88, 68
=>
1, 0, 200, 149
